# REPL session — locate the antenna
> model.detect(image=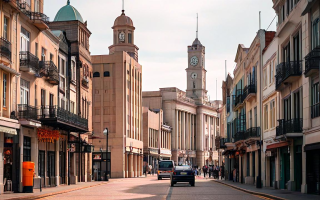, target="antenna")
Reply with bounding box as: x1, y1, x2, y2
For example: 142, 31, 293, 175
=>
216, 78, 217, 100
259, 11, 261, 30
225, 60, 227, 80
196, 13, 198, 39
122, 0, 125, 13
